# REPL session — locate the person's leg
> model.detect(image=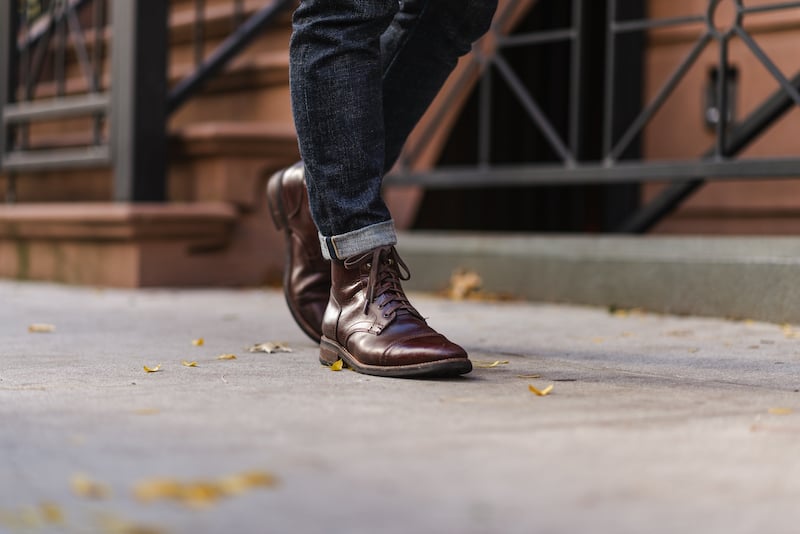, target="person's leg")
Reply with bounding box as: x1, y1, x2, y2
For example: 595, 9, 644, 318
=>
290, 0, 398, 259
291, 0, 497, 259
278, 0, 496, 370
